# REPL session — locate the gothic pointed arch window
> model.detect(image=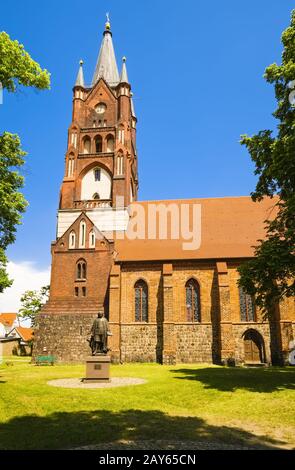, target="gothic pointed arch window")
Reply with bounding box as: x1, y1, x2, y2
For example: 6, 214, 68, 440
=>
79, 220, 86, 248
106, 134, 114, 152
134, 280, 148, 322
76, 259, 87, 280
95, 135, 102, 153
69, 230, 76, 249
186, 279, 201, 322
239, 287, 256, 322
92, 193, 100, 200
67, 153, 75, 177
116, 153, 124, 175
89, 230, 95, 248
82, 136, 91, 154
